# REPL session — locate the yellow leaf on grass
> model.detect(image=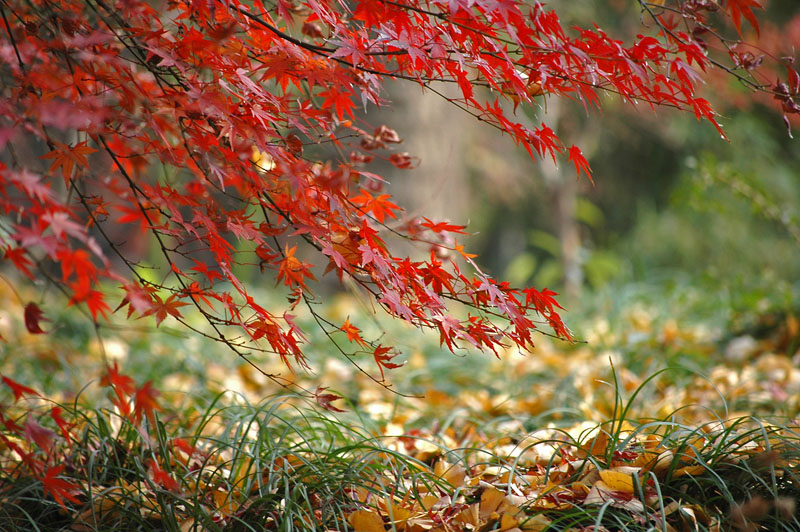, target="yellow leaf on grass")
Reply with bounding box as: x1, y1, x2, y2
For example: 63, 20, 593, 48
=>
576, 431, 609, 459
453, 504, 479, 527
518, 513, 552, 531
419, 493, 440, 510
480, 487, 506, 517
349, 509, 385, 532
388, 503, 413, 526
673, 464, 706, 477
599, 469, 636, 493
500, 510, 519, 531
433, 459, 466, 487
